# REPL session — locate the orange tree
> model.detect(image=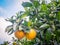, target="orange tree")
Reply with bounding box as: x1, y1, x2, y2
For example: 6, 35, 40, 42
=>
5, 0, 60, 45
